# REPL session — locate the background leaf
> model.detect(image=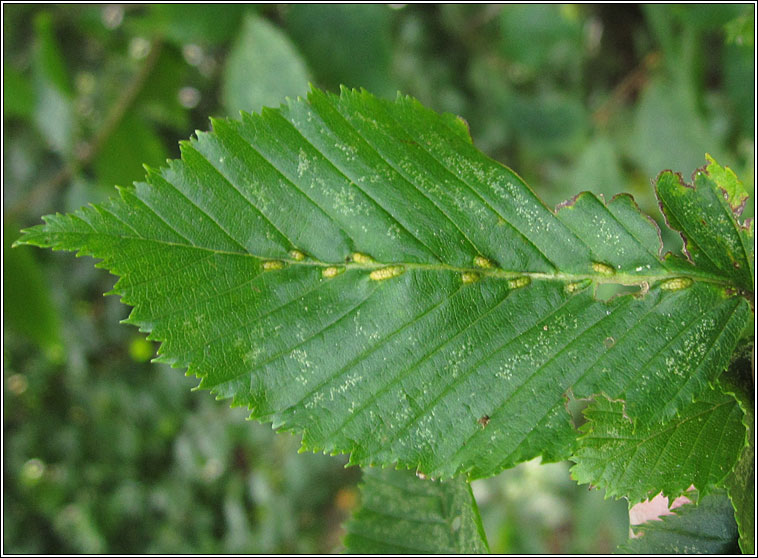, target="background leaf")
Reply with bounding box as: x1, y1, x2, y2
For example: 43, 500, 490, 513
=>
628, 78, 717, 180
94, 112, 167, 191
472, 459, 629, 553
719, 346, 755, 554
343, 467, 489, 554
3, 222, 64, 360
284, 4, 395, 98
32, 11, 75, 156
3, 65, 35, 119
222, 13, 310, 116
617, 491, 739, 554
131, 4, 248, 46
